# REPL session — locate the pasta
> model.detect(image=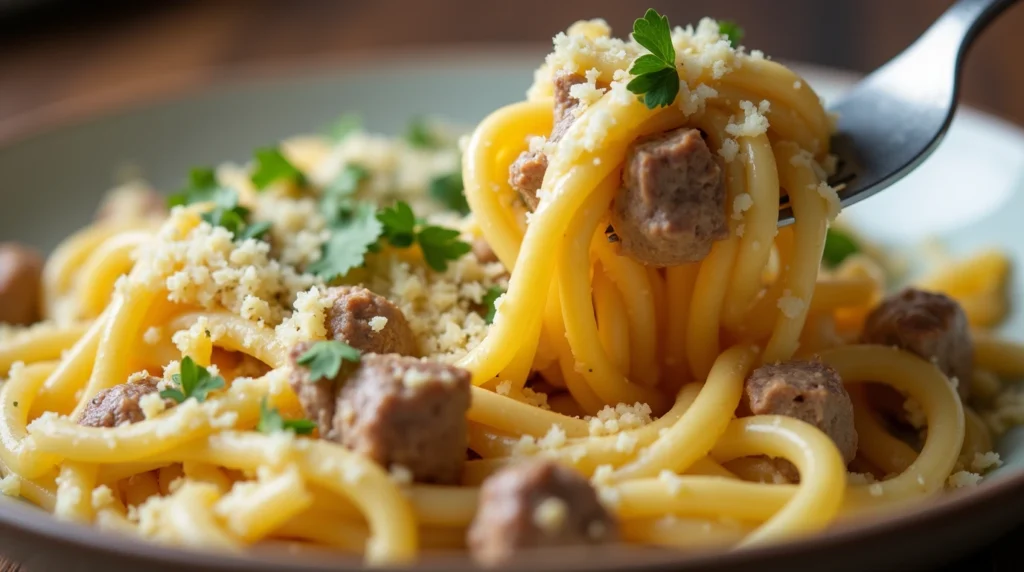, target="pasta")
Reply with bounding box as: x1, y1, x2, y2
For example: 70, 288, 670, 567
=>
0, 11, 1021, 567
